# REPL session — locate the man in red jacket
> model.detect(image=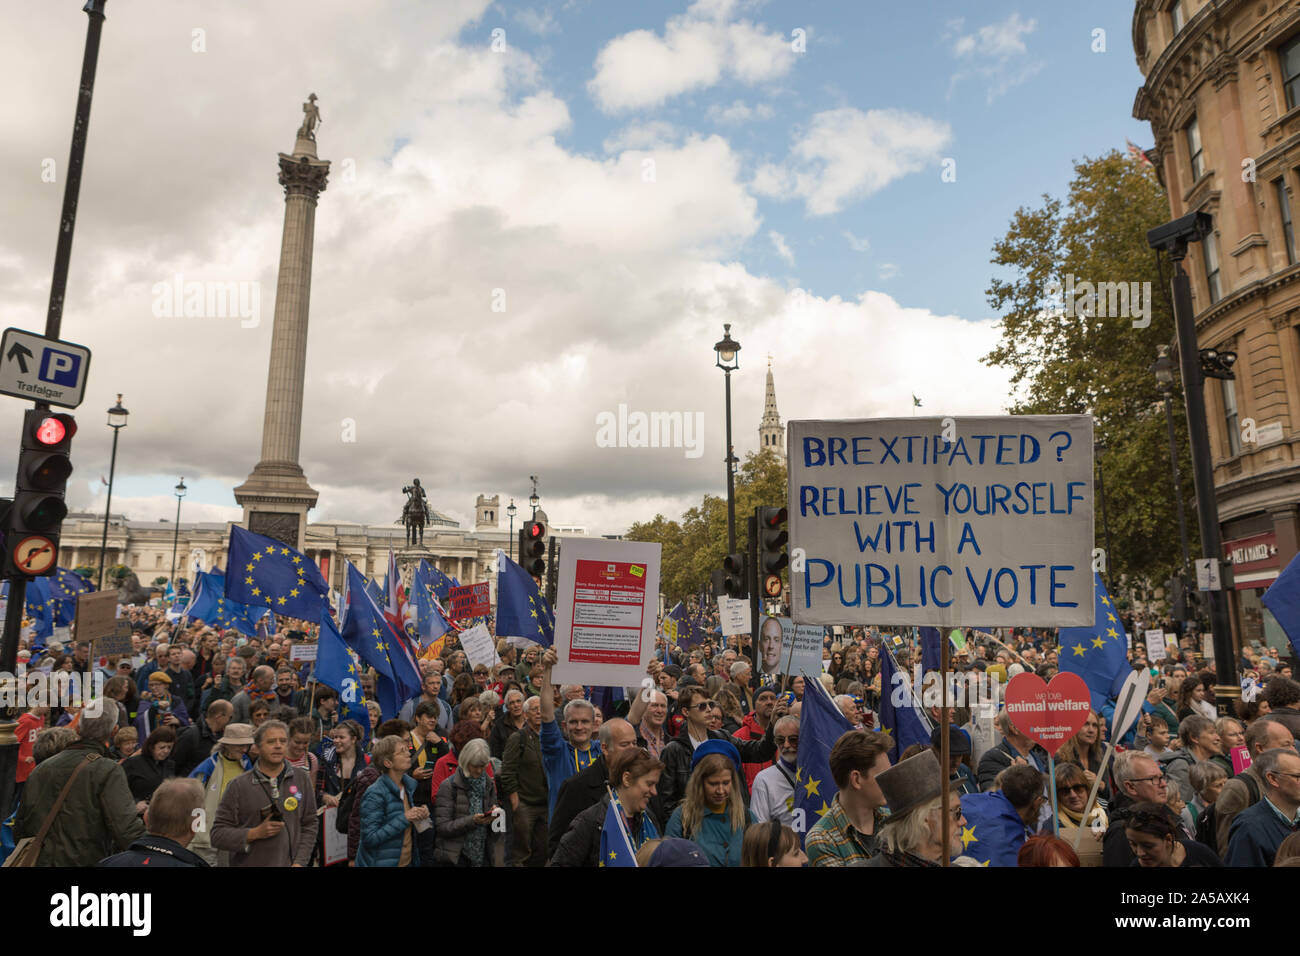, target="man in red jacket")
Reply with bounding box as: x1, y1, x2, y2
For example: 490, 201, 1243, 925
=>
733, 688, 778, 790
